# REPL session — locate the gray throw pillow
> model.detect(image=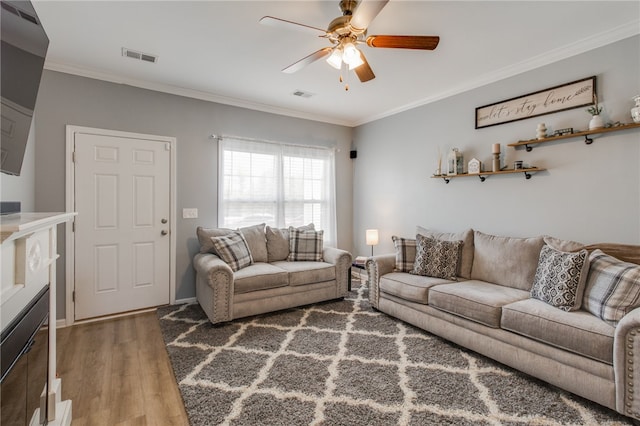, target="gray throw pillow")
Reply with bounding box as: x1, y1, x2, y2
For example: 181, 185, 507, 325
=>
530, 245, 589, 311
416, 226, 474, 278
209, 230, 253, 271
392, 236, 416, 272
410, 234, 462, 280
197, 226, 233, 254
287, 227, 324, 261
583, 249, 640, 326
197, 224, 267, 262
